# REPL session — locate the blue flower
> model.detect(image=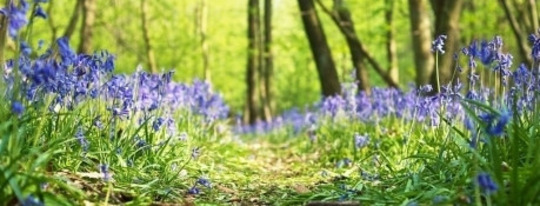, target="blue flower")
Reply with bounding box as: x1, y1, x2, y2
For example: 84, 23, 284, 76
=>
11, 101, 24, 115
34, 5, 47, 19
20, 41, 31, 56
75, 126, 89, 152
477, 172, 498, 195
486, 110, 511, 136
0, 0, 29, 38
56, 37, 77, 65
432, 34, 447, 54
188, 186, 200, 195
100, 164, 111, 182
152, 117, 165, 131
354, 133, 369, 149
197, 177, 212, 188
21, 195, 44, 206
530, 32, 540, 61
